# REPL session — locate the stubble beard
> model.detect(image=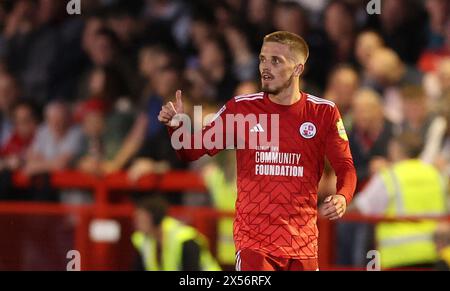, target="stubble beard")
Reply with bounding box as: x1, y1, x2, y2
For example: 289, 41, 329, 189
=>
262, 73, 295, 96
